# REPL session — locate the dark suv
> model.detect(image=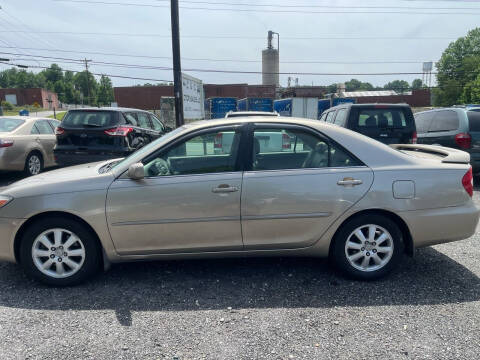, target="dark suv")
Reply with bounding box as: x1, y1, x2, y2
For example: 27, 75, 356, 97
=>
54, 107, 168, 166
319, 103, 417, 144
414, 107, 480, 173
